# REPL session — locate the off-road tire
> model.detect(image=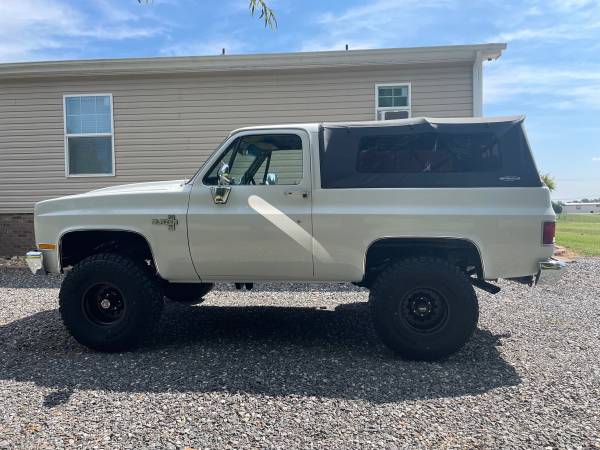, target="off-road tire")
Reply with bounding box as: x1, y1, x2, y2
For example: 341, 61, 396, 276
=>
165, 283, 214, 305
369, 257, 478, 360
59, 253, 164, 352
